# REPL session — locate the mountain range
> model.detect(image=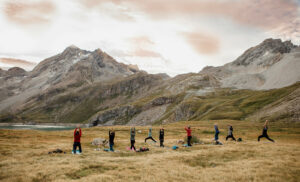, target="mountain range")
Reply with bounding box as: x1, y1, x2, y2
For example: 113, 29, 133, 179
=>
0, 38, 299, 125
